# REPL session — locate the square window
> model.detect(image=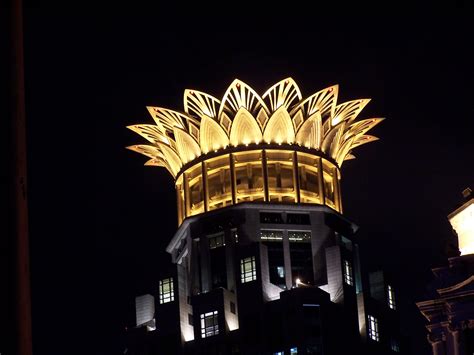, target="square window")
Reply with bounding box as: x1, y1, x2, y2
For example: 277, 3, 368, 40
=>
159, 278, 174, 304
241, 256, 257, 283
200, 311, 219, 338
343, 260, 354, 286
368, 315, 379, 342
387, 285, 396, 310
